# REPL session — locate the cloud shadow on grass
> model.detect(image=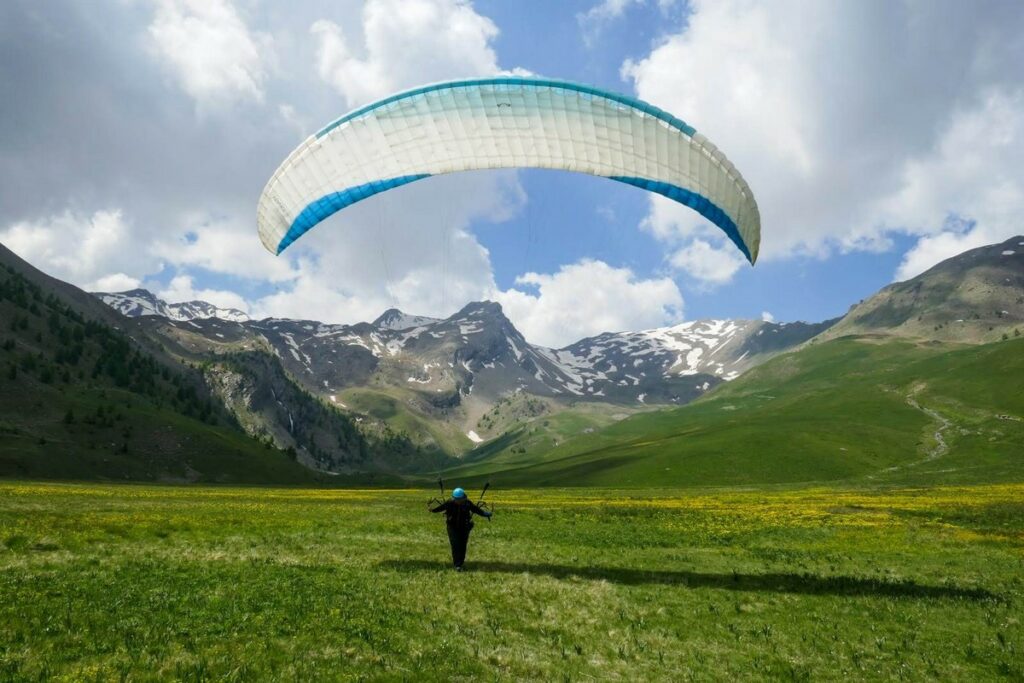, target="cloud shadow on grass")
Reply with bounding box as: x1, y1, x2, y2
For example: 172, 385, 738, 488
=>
380, 559, 998, 601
